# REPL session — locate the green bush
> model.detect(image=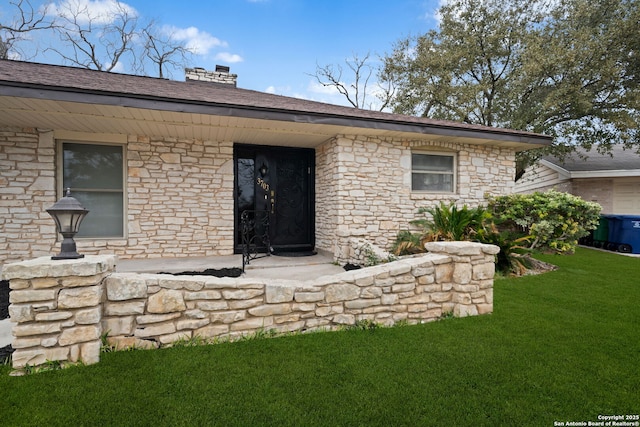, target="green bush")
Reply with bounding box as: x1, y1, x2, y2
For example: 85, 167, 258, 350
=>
476, 228, 532, 275
391, 202, 491, 256
412, 202, 490, 242
390, 230, 425, 256
487, 190, 601, 253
